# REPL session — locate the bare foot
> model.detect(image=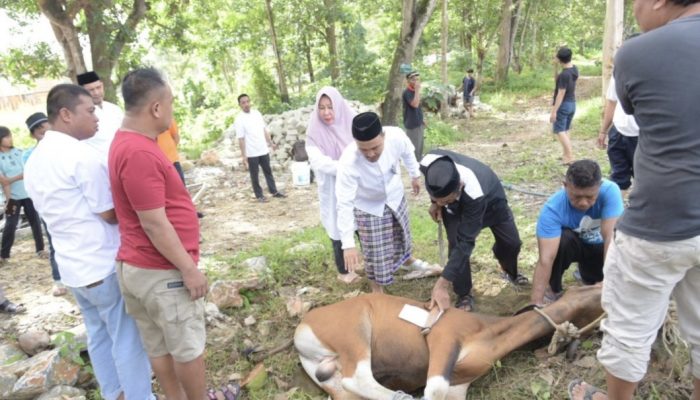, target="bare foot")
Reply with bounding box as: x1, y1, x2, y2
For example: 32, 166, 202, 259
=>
337, 271, 361, 284
570, 381, 607, 400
